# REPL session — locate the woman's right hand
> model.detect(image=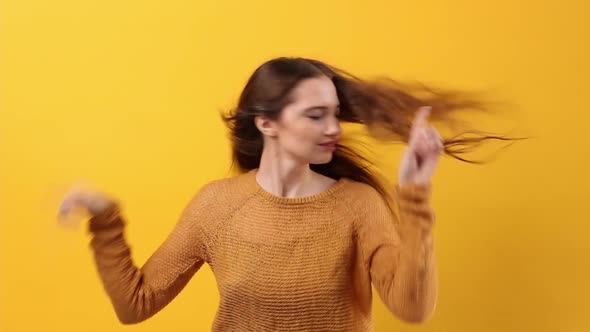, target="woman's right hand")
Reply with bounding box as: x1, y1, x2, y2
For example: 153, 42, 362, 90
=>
58, 185, 116, 219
